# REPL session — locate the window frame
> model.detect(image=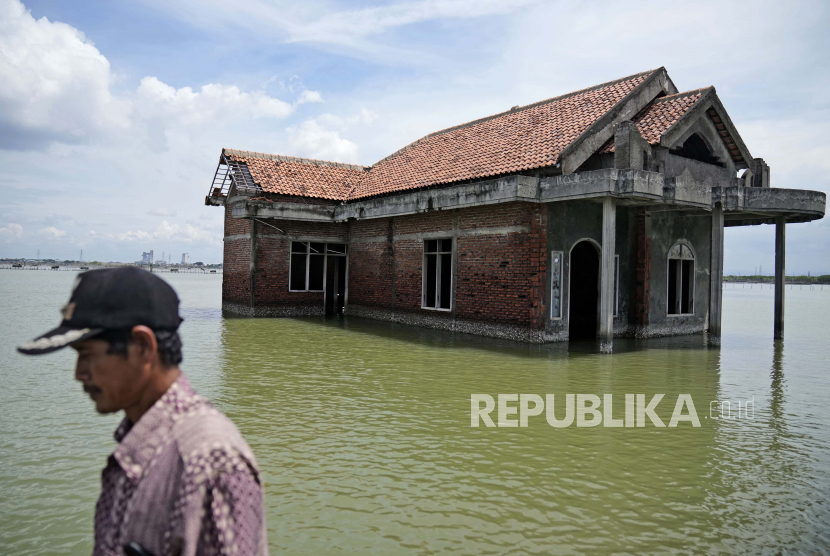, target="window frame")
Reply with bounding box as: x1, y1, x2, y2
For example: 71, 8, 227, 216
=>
288, 241, 347, 292
421, 238, 453, 311
550, 250, 563, 319
666, 242, 695, 316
